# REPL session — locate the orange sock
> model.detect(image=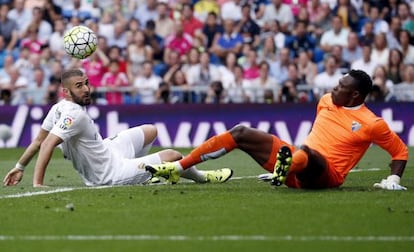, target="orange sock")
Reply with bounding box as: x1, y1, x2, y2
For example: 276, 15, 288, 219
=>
290, 149, 308, 174
179, 131, 237, 169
